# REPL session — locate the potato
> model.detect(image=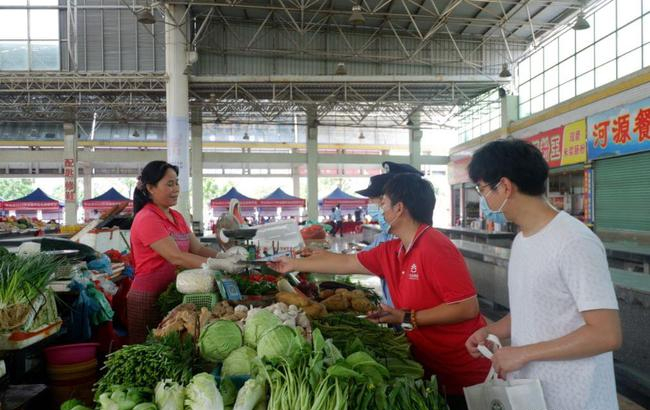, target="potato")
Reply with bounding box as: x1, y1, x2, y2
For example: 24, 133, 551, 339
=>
302, 302, 327, 319
350, 289, 366, 299
350, 297, 375, 313
322, 294, 350, 311
277, 291, 310, 307
335, 288, 349, 295
319, 289, 335, 300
